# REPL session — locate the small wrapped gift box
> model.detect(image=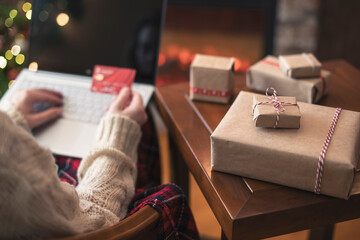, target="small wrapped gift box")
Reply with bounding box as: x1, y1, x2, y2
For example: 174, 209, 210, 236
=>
190, 54, 235, 104
211, 91, 360, 199
246, 56, 331, 103
279, 53, 321, 78
253, 88, 301, 129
